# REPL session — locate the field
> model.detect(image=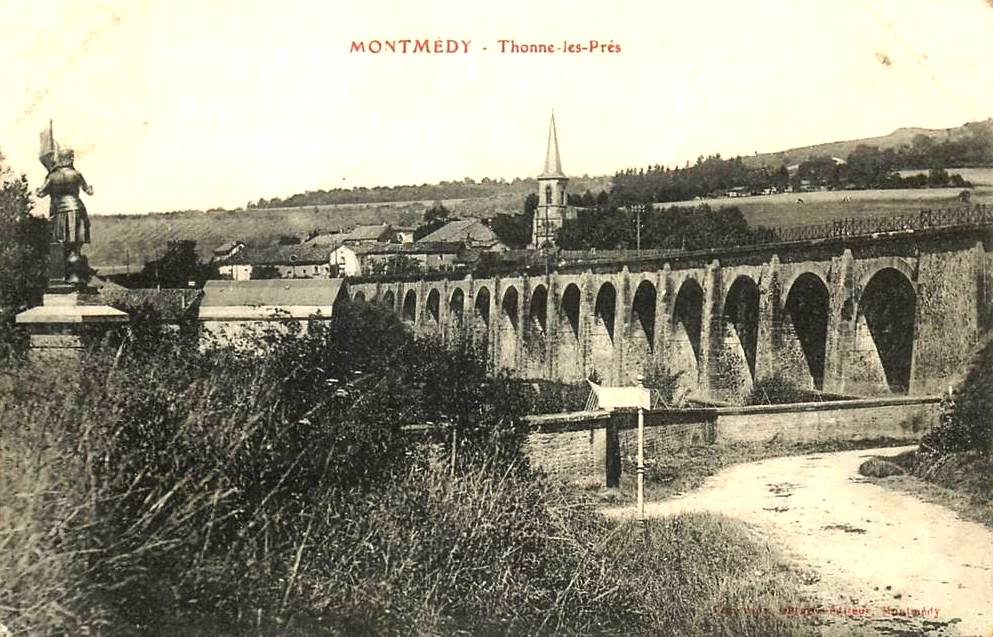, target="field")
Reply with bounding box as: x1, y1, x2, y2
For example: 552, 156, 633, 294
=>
87, 193, 523, 268
86, 183, 993, 270
659, 185, 993, 229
